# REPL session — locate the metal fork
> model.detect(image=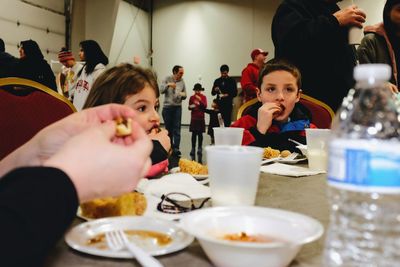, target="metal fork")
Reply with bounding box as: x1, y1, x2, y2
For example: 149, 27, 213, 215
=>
105, 230, 164, 267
